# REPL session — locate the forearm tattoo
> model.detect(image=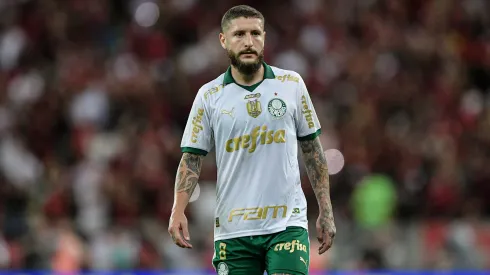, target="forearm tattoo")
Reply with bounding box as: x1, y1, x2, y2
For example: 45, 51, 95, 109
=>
299, 138, 334, 221
175, 153, 203, 196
